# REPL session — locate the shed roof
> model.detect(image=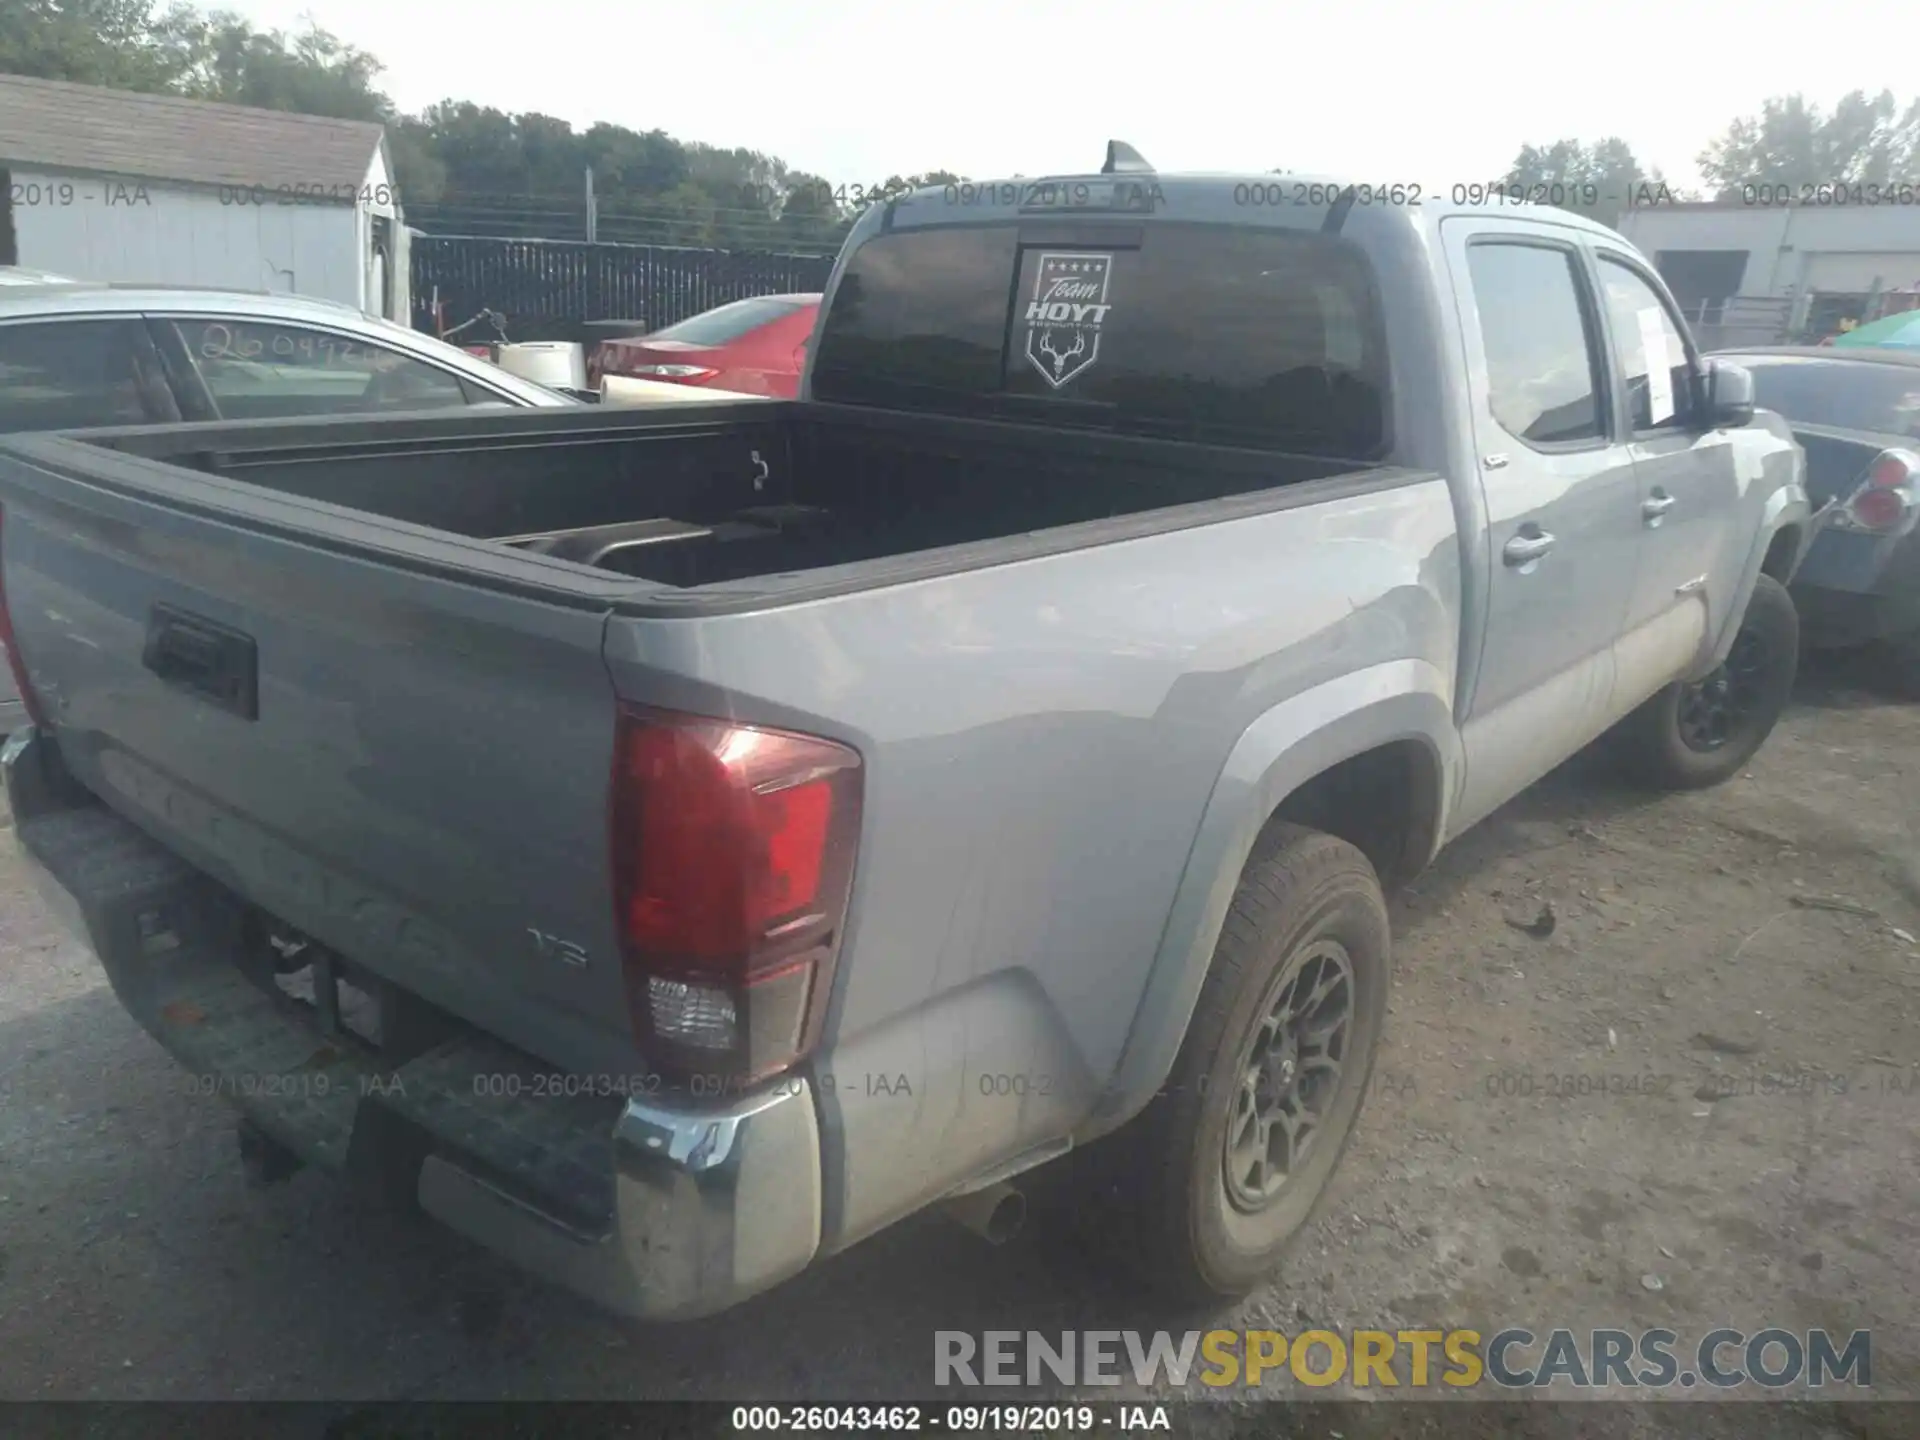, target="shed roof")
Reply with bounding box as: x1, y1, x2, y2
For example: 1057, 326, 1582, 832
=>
0, 73, 385, 194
